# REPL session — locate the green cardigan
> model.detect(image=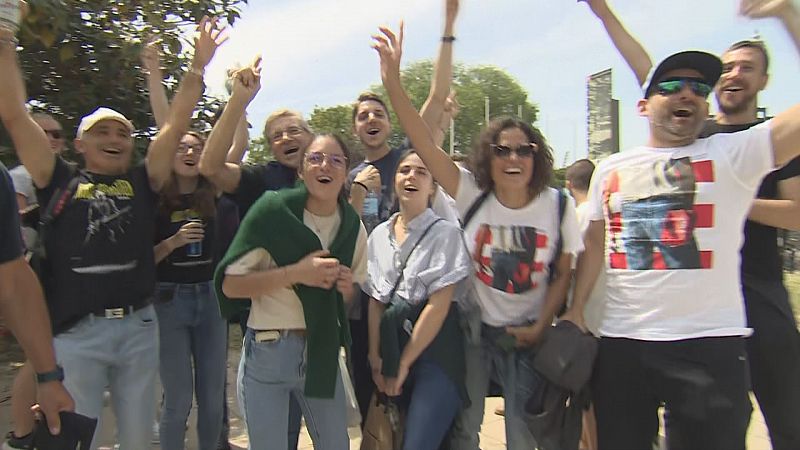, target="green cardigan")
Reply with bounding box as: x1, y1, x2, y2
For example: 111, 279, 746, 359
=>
214, 184, 359, 398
